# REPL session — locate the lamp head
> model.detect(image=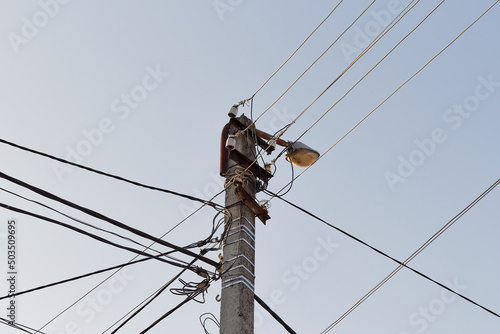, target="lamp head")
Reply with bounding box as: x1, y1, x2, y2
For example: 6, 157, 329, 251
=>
285, 141, 320, 167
